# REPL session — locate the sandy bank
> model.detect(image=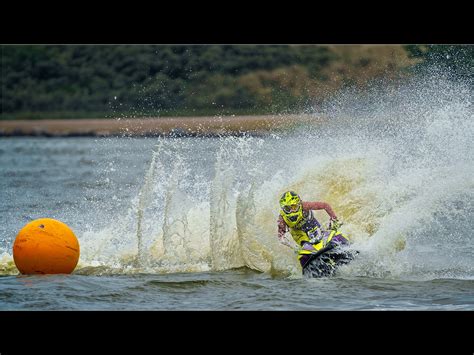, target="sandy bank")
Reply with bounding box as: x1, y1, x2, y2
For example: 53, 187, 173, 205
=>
0, 115, 321, 137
